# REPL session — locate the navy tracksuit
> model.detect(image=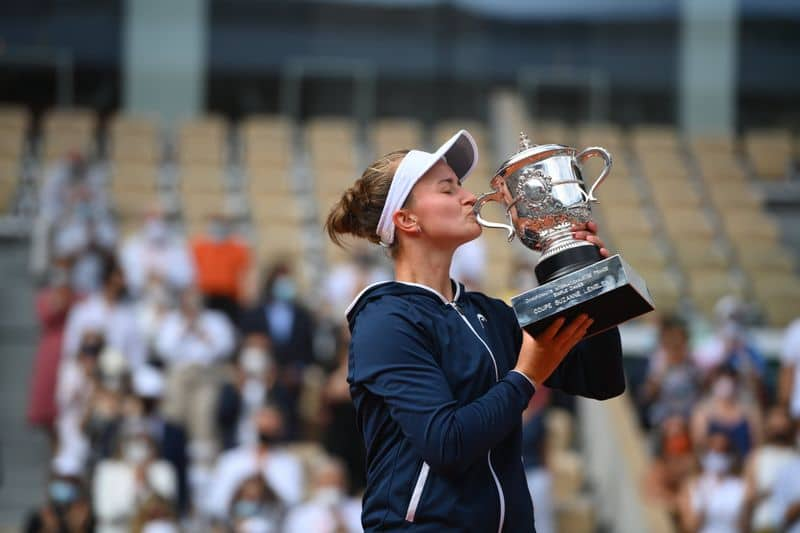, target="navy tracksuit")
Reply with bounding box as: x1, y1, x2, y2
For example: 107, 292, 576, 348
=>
346, 281, 625, 532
